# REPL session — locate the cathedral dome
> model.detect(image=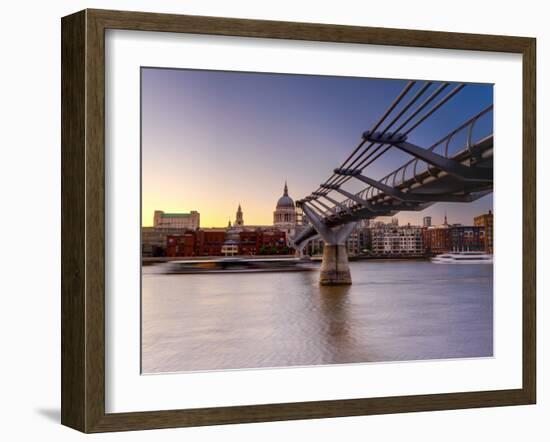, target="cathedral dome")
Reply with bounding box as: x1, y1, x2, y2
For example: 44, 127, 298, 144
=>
276, 182, 295, 209
273, 181, 297, 236
277, 195, 295, 209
